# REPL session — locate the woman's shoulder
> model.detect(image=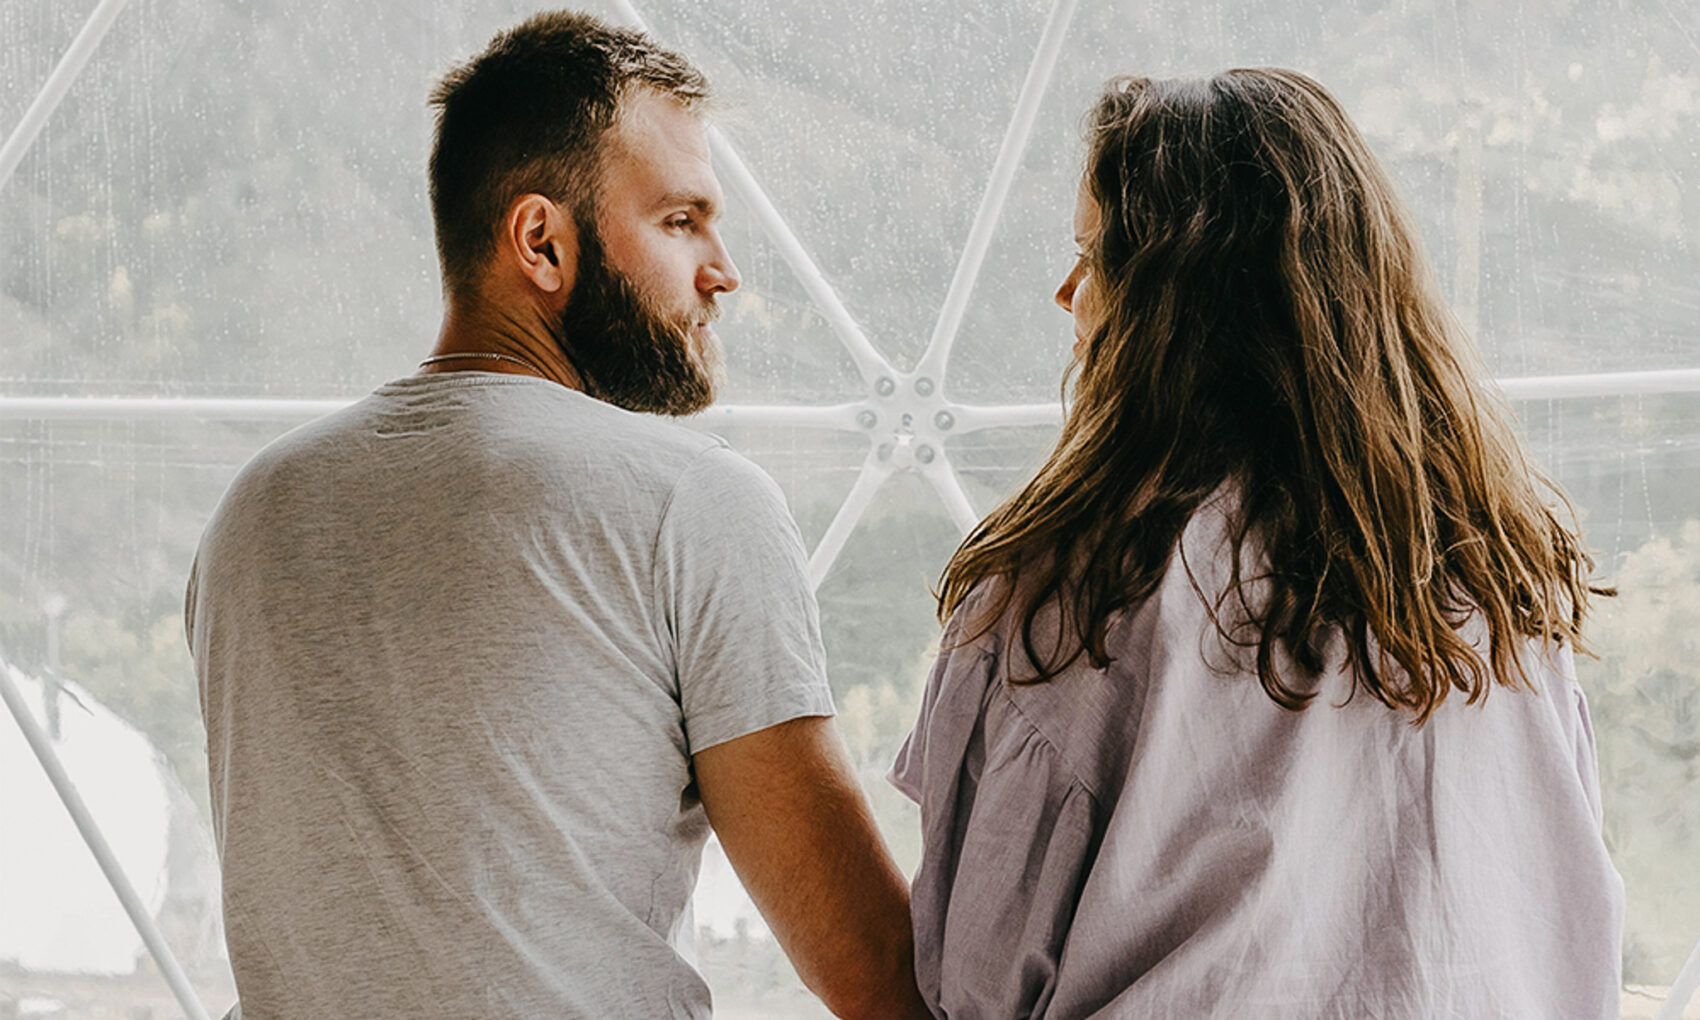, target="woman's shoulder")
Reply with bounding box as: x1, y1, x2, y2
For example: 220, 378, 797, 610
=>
916, 491, 1273, 802
960, 586, 1154, 803
894, 576, 1096, 803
